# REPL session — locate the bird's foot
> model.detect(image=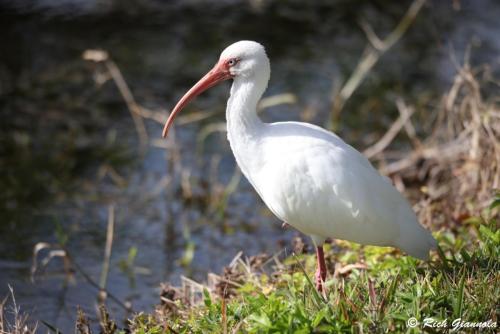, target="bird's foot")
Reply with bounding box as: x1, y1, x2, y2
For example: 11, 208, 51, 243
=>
315, 268, 326, 292
315, 246, 327, 292
281, 222, 290, 229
